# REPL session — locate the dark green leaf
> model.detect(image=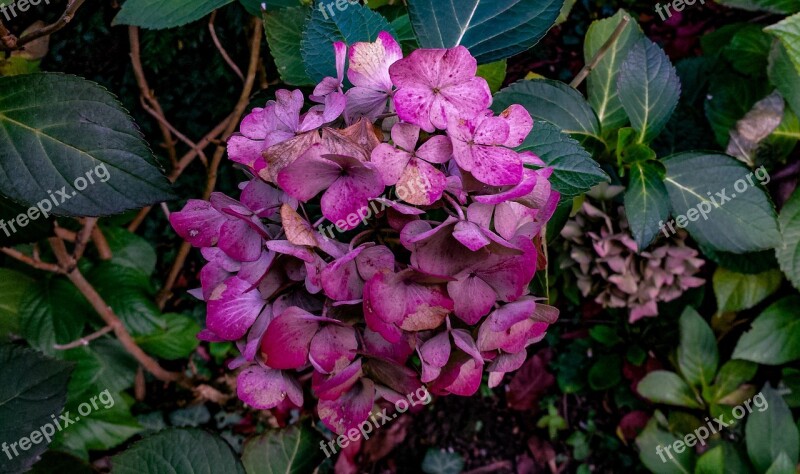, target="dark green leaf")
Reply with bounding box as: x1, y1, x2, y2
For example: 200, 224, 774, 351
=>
239, 0, 302, 16
241, 424, 325, 474
699, 243, 778, 275
712, 267, 783, 313
103, 226, 157, 276
264, 6, 314, 86
113, 428, 243, 473
518, 121, 608, 197
88, 263, 164, 336
677, 307, 718, 389
733, 296, 800, 365
301, 3, 396, 82
637, 371, 702, 408
63, 338, 138, 400
745, 384, 799, 472
0, 268, 33, 341
776, 187, 800, 290
168, 405, 211, 427
694, 443, 751, 474
406, 0, 563, 63
29, 451, 95, 474
765, 452, 797, 474
0, 74, 175, 216
113, 0, 234, 29
0, 345, 73, 474
476, 60, 507, 94
765, 13, 800, 74
705, 76, 770, 147
20, 278, 91, 356
635, 418, 695, 474
769, 42, 800, 117
617, 38, 681, 143
588, 354, 622, 390
706, 360, 758, 403
662, 152, 780, 253
714, 0, 800, 14
421, 449, 465, 474
0, 194, 53, 246
135, 313, 200, 360
624, 160, 670, 250
723, 25, 772, 76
